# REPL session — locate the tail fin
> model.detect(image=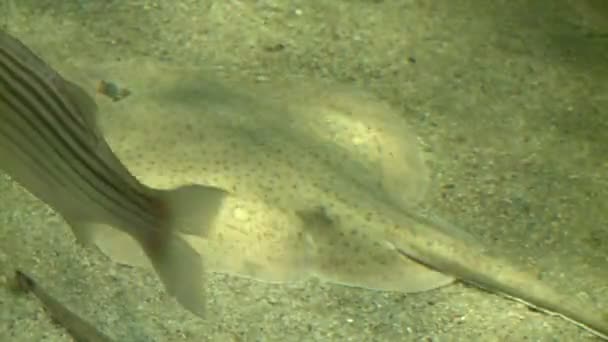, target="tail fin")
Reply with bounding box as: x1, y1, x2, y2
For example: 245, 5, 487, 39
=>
134, 184, 228, 317
139, 232, 207, 316
161, 184, 228, 237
